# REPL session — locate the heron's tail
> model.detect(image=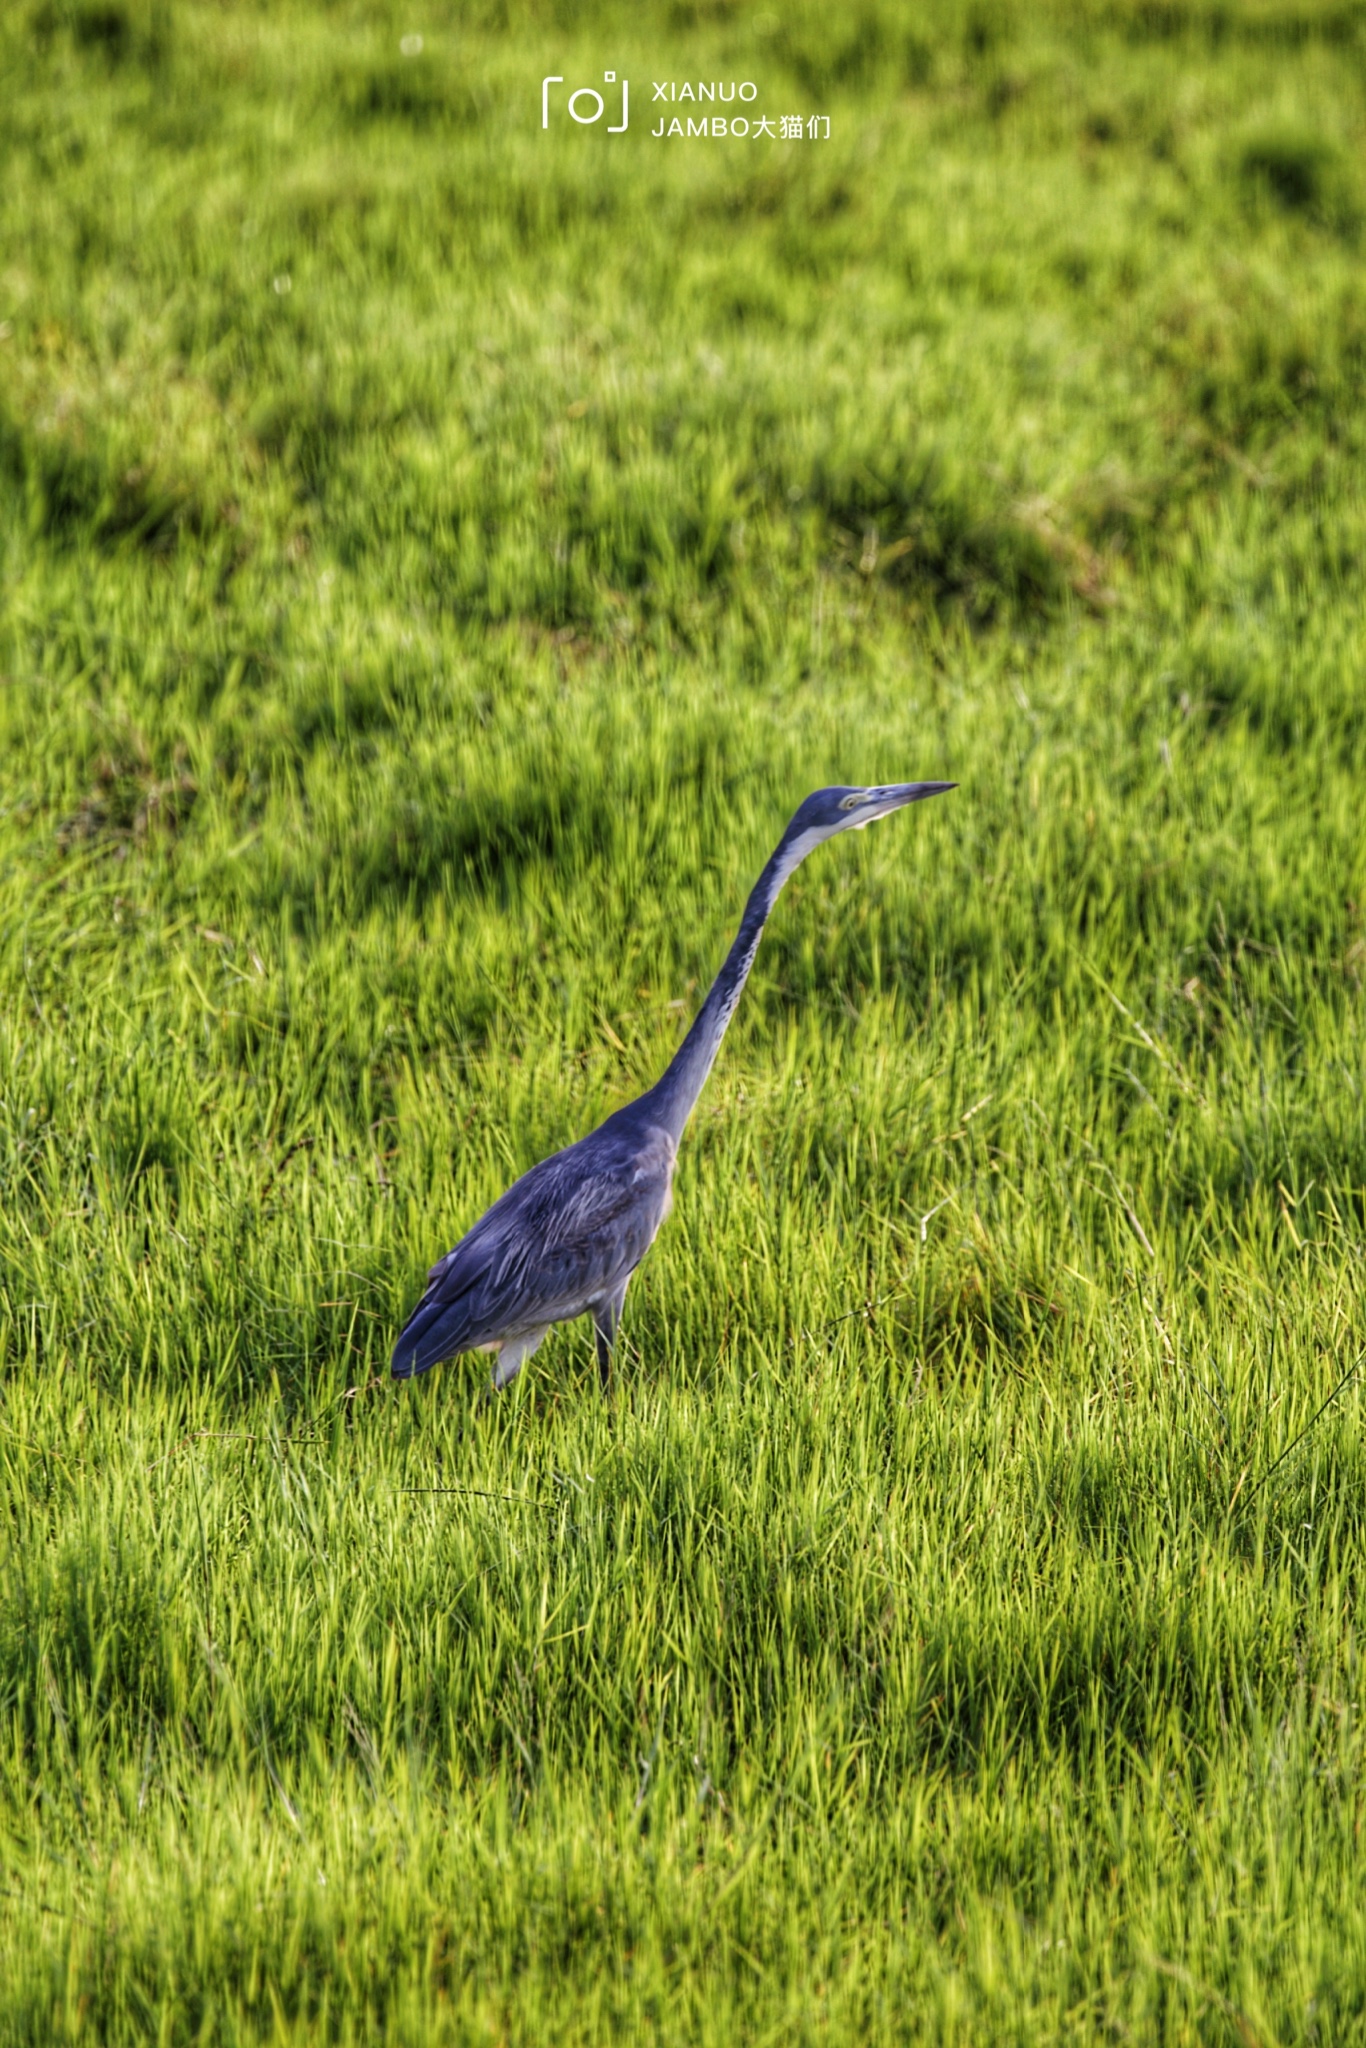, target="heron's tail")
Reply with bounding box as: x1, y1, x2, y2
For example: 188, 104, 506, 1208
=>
390, 1295, 472, 1379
